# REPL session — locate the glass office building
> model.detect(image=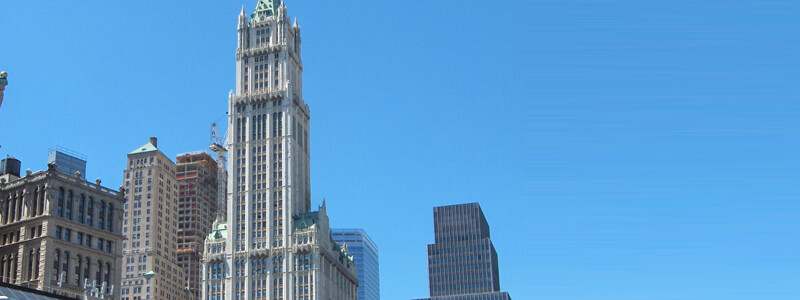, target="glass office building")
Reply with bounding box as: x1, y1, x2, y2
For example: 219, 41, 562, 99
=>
416, 203, 512, 300
332, 228, 380, 300
47, 146, 87, 179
